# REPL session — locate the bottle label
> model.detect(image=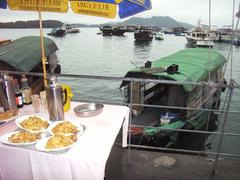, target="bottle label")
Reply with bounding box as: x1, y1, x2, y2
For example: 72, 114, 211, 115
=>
17, 96, 23, 105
